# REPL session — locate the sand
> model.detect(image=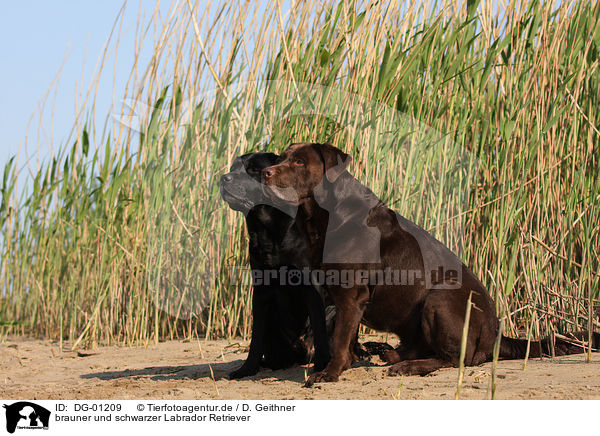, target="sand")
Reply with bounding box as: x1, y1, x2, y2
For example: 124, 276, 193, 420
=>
1, 334, 599, 400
